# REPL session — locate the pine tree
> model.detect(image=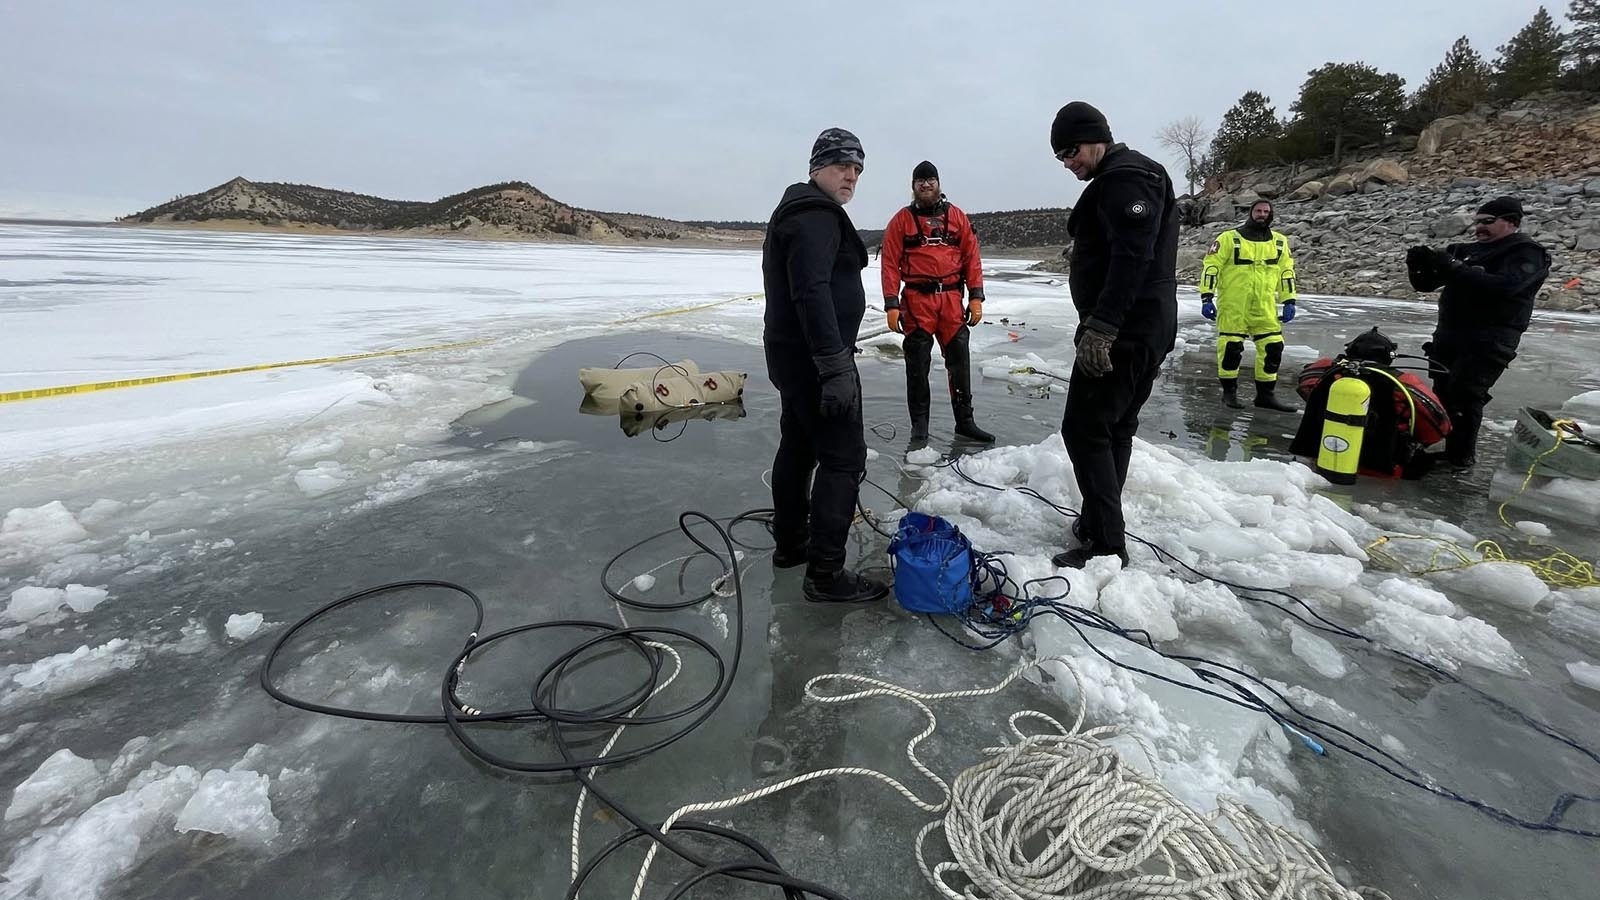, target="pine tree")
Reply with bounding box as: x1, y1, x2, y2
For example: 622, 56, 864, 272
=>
1565, 0, 1600, 89
1406, 36, 1492, 129
1207, 91, 1282, 170
1289, 62, 1407, 163
1492, 6, 1565, 98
